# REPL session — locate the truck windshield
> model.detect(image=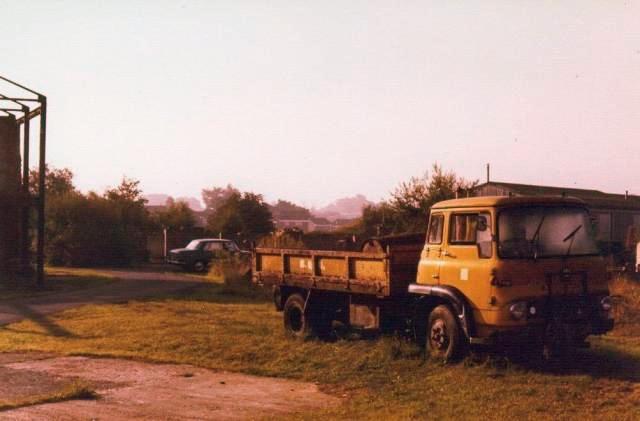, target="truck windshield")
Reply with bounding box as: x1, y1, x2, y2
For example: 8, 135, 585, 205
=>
498, 206, 599, 259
